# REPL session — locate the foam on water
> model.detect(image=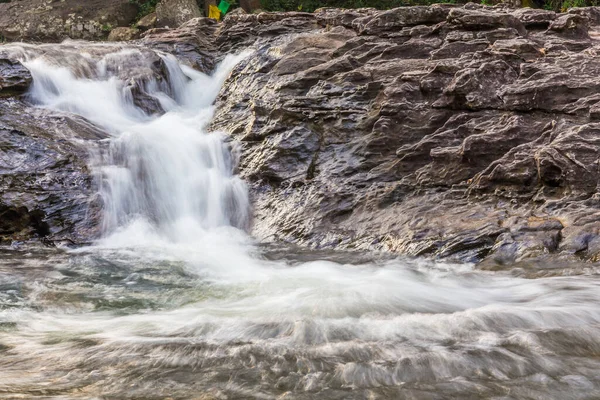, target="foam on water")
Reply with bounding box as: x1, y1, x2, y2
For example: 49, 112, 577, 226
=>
1, 42, 600, 398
